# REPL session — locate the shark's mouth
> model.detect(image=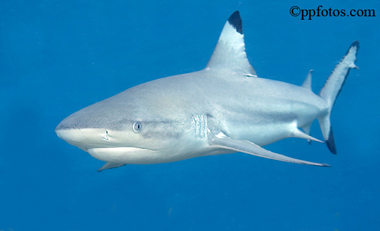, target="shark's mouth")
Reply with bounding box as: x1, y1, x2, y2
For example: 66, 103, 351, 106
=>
87, 147, 159, 164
